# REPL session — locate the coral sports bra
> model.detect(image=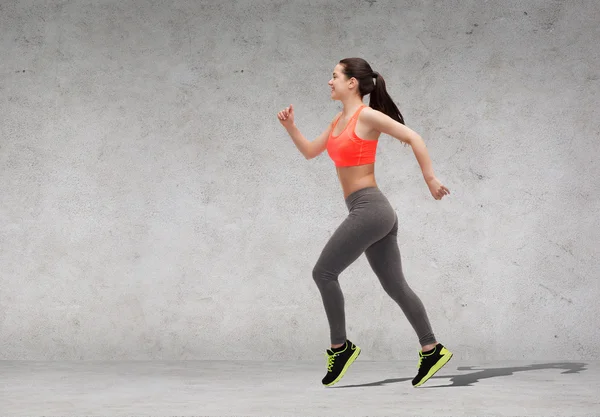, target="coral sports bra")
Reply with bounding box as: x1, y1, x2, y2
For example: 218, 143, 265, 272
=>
326, 104, 378, 167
